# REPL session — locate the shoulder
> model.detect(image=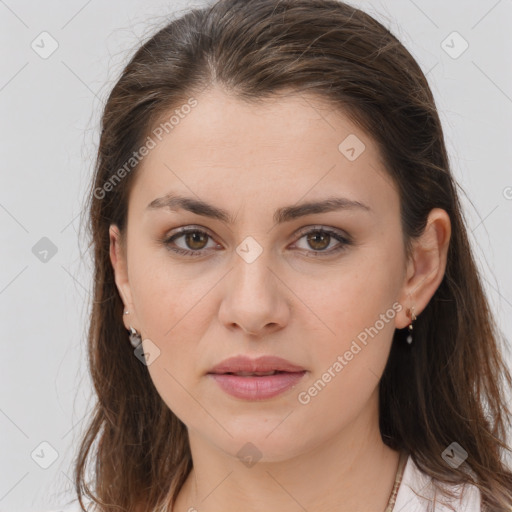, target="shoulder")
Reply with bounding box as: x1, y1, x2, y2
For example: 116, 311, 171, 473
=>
394, 454, 482, 512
